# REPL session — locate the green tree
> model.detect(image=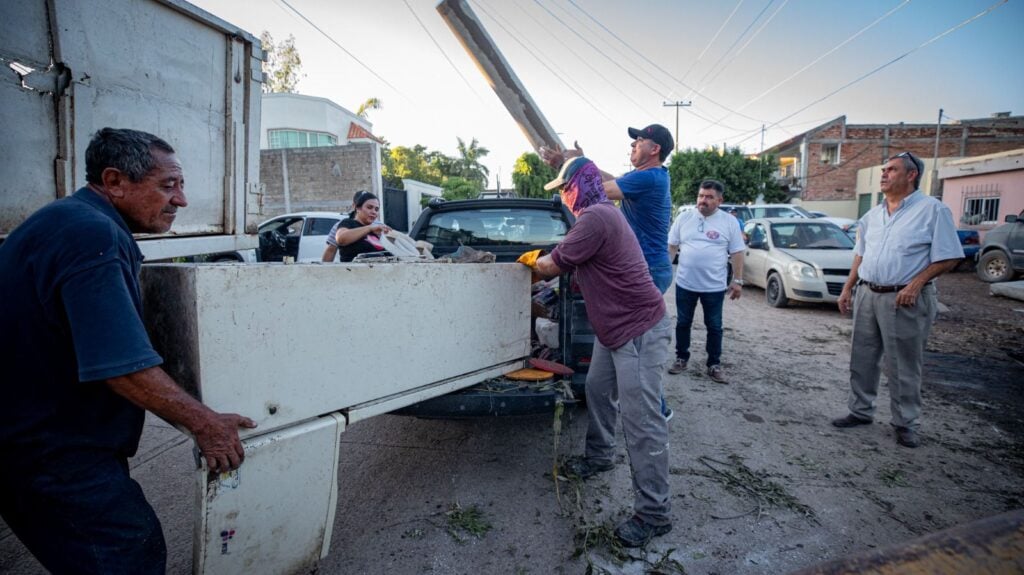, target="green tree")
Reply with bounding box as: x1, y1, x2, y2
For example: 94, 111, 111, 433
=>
441, 176, 482, 201
356, 97, 382, 119
260, 31, 303, 94
511, 152, 557, 199
667, 147, 784, 205
383, 145, 444, 189
454, 137, 490, 187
